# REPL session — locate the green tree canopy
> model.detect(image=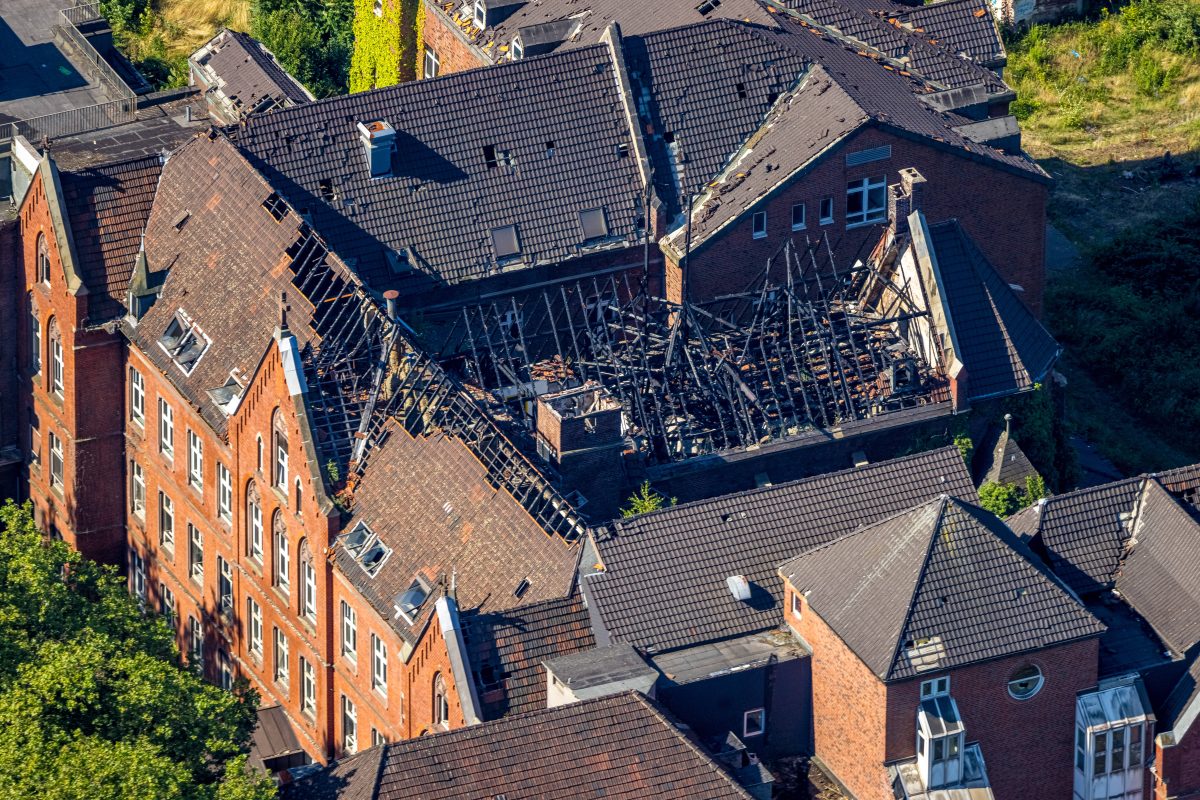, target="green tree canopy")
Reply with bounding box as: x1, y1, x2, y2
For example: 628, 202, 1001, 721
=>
0, 501, 275, 800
